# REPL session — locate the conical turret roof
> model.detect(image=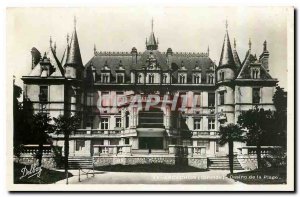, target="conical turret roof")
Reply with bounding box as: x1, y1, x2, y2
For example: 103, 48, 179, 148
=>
66, 18, 83, 67
218, 23, 235, 68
